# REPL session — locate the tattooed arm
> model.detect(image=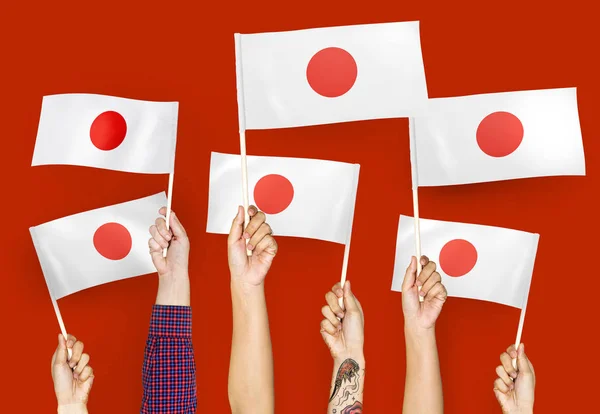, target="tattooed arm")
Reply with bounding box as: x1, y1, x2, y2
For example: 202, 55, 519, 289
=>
321, 282, 365, 414
402, 256, 448, 414
228, 206, 278, 414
